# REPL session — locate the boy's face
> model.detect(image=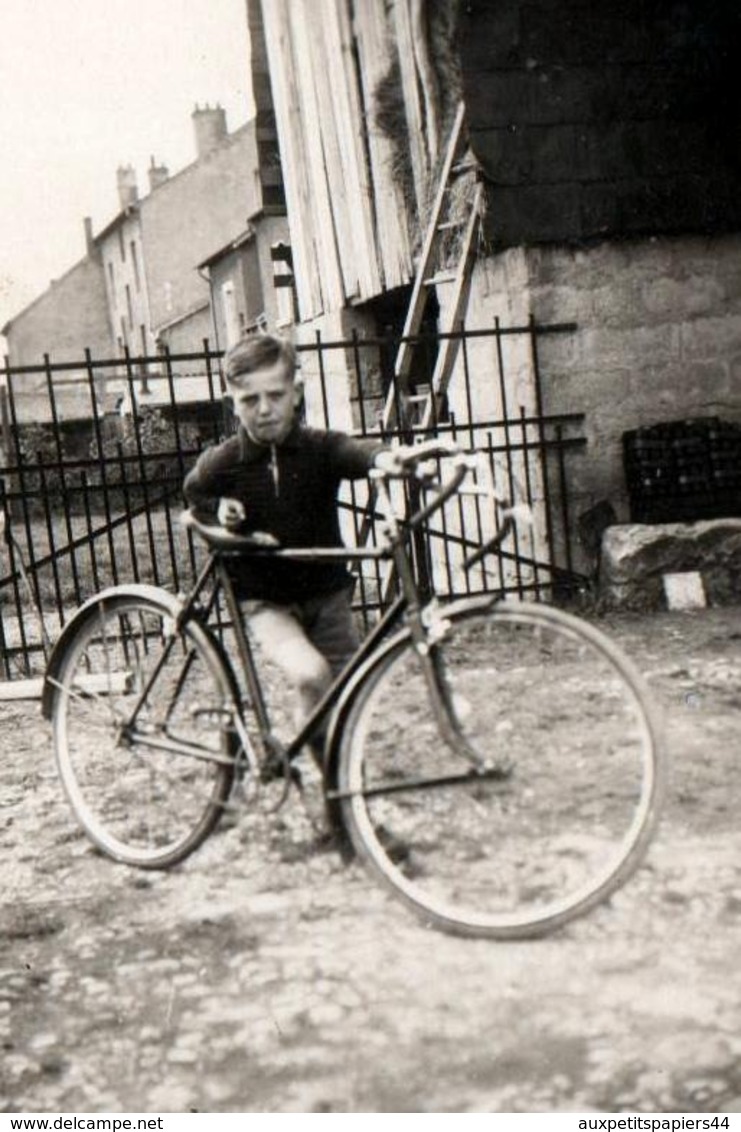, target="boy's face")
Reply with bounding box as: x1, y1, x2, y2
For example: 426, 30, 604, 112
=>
228, 360, 302, 445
